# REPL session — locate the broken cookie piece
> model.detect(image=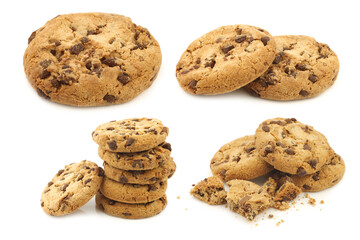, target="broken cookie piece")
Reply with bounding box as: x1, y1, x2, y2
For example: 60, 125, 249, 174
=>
190, 176, 227, 205
226, 180, 272, 221
273, 181, 302, 210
